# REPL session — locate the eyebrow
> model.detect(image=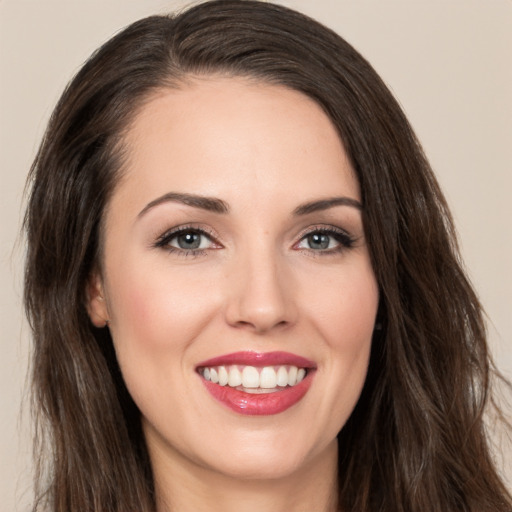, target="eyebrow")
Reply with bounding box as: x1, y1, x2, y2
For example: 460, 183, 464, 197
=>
138, 192, 230, 217
137, 192, 362, 218
293, 197, 362, 215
